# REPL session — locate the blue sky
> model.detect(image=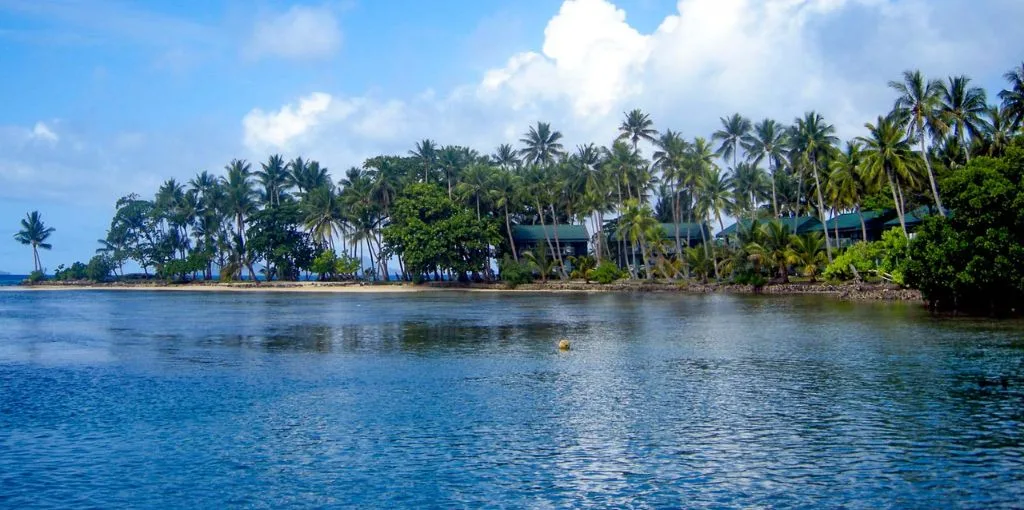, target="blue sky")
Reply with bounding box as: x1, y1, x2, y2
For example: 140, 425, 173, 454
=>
1, 0, 1021, 274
